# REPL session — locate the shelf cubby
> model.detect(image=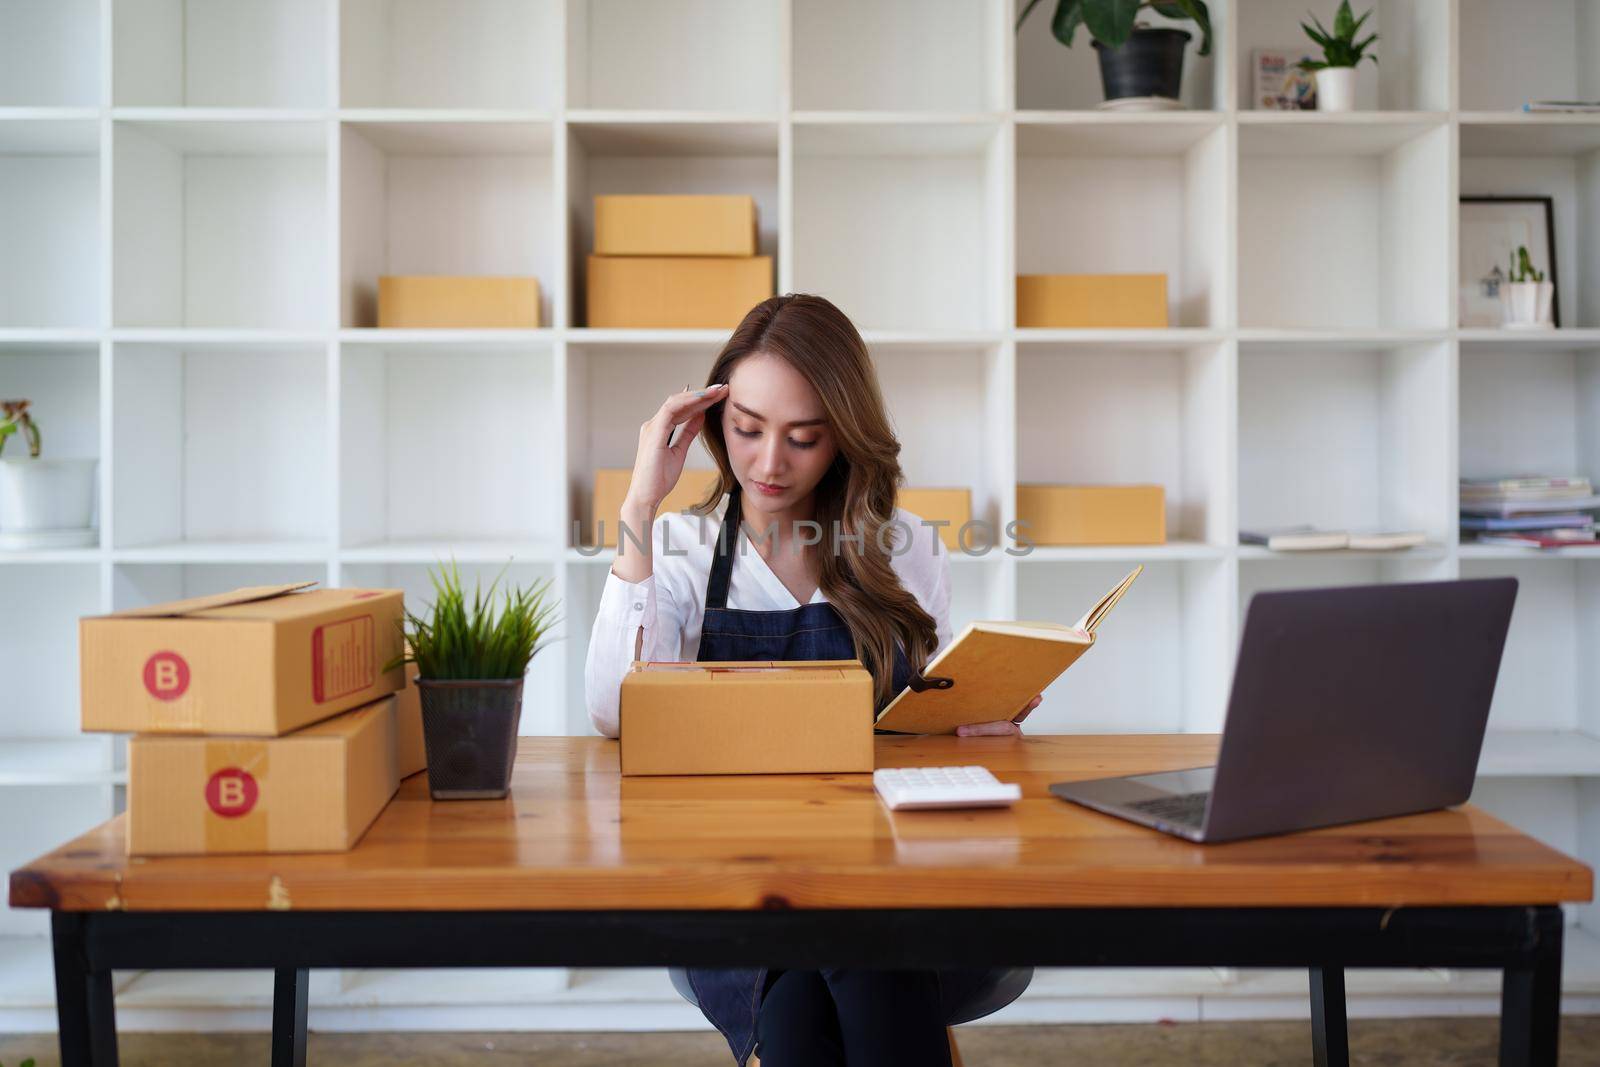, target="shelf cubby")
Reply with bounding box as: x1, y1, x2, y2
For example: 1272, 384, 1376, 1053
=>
1459, 132, 1600, 329
1238, 342, 1452, 544
1015, 2, 1221, 112
1236, 0, 1450, 112
0, 563, 100, 739
110, 342, 330, 552
793, 0, 1004, 113
113, 0, 330, 108
878, 343, 1009, 545
1016, 118, 1229, 329
0, 0, 99, 106
1238, 118, 1449, 330
793, 120, 1003, 332
340, 119, 556, 328
1017, 341, 1232, 548
113, 120, 329, 329
566, 119, 778, 329
339, 340, 561, 555
111, 561, 330, 609
1458, 558, 1600, 741
340, 0, 561, 110
1459, 341, 1600, 500
1459, 0, 1600, 113
1016, 558, 1233, 733
565, 0, 781, 113
0, 119, 101, 328
564, 341, 721, 548
0, 783, 114, 936
0, 340, 102, 543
